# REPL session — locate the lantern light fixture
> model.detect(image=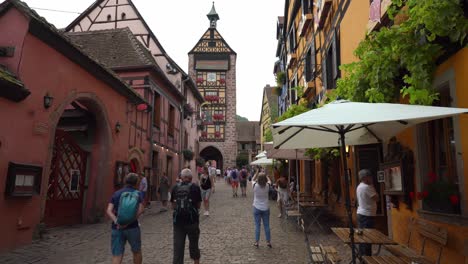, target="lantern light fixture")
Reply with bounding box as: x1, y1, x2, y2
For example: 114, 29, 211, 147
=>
115, 122, 121, 133
43, 93, 53, 109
